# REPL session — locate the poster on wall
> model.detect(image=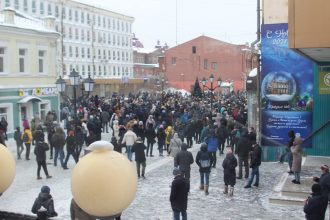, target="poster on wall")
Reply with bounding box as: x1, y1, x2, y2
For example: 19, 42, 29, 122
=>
319, 72, 330, 94
261, 23, 314, 147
